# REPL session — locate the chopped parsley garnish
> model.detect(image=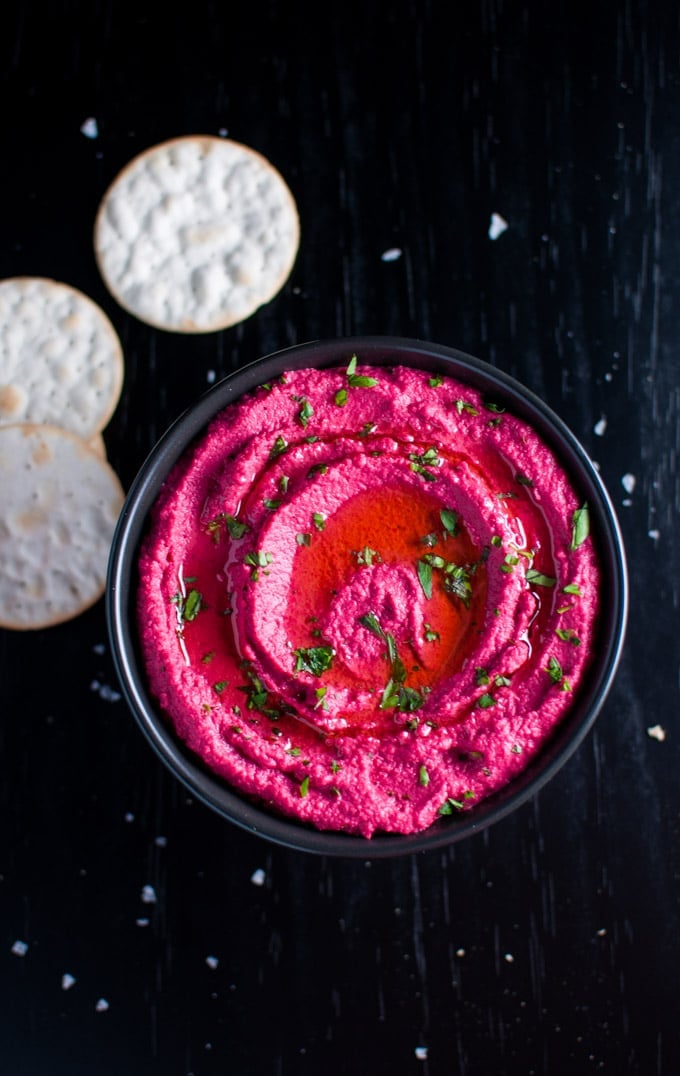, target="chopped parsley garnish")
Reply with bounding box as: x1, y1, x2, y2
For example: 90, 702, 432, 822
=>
418, 764, 430, 787
455, 399, 479, 416
299, 775, 310, 797
440, 508, 459, 536
477, 692, 497, 709
563, 582, 583, 596
475, 667, 490, 686
293, 646, 334, 676
296, 532, 312, 546
409, 446, 441, 481
201, 651, 215, 664
213, 680, 229, 694
442, 564, 473, 608
417, 559, 433, 599
334, 354, 378, 405
263, 498, 282, 511
312, 512, 326, 530
297, 398, 314, 427
421, 531, 438, 547
547, 656, 564, 684
570, 504, 590, 550
269, 434, 288, 459
438, 797, 465, 815
358, 611, 383, 637
556, 628, 581, 646
424, 623, 440, 642
526, 568, 556, 588
206, 512, 248, 543
178, 588, 203, 622
515, 472, 534, 486
428, 376, 443, 387
354, 546, 379, 566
